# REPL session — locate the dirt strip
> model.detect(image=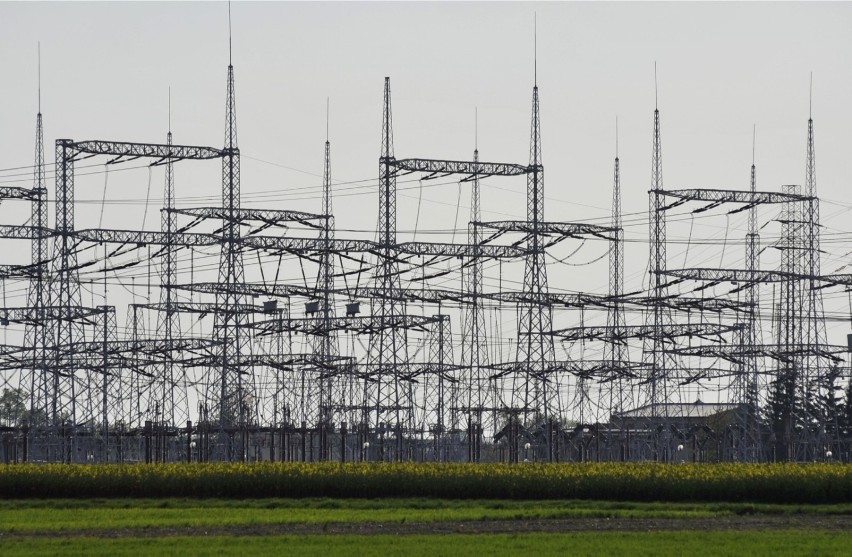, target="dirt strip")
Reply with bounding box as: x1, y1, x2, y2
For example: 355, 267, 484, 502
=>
2, 515, 852, 539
